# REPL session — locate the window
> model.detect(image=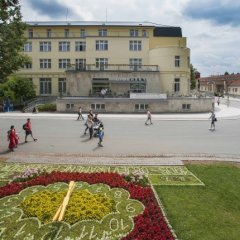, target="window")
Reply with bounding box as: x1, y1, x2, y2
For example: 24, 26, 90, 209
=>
59, 59, 70, 69
96, 40, 108, 51
40, 59, 51, 69
23, 62, 32, 69
28, 29, 33, 38
91, 103, 105, 110
58, 78, 66, 94
23, 42, 32, 52
142, 30, 147, 37
135, 104, 148, 111
130, 83, 146, 93
96, 58, 108, 70
40, 78, 51, 94
174, 78, 180, 92
64, 29, 69, 38
66, 103, 74, 109
175, 56, 180, 67
47, 29, 52, 38
182, 104, 191, 110
130, 29, 138, 37
98, 29, 107, 37
129, 40, 142, 51
80, 29, 86, 37
75, 41, 86, 51
59, 41, 70, 52
76, 59, 86, 70
40, 42, 51, 52
130, 58, 142, 70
